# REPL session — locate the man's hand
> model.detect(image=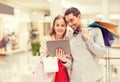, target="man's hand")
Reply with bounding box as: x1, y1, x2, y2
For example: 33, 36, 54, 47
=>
81, 28, 89, 41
